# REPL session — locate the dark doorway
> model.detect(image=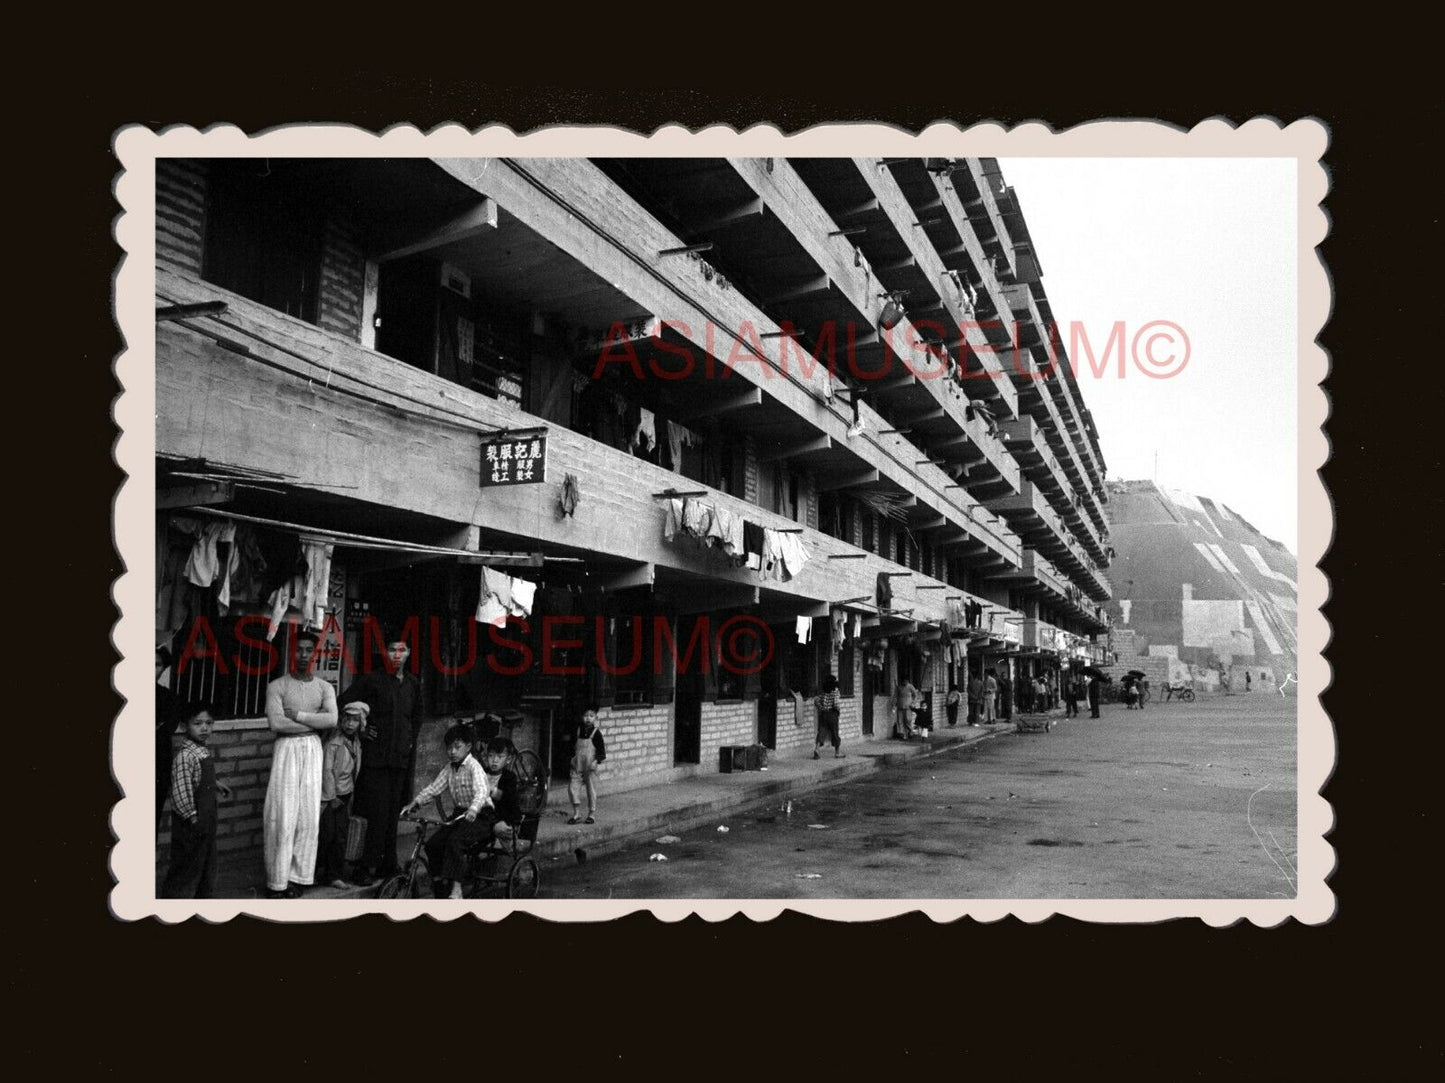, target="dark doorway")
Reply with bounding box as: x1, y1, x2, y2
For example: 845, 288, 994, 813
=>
674, 615, 703, 765
758, 691, 777, 750
861, 666, 875, 735
376, 256, 439, 373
